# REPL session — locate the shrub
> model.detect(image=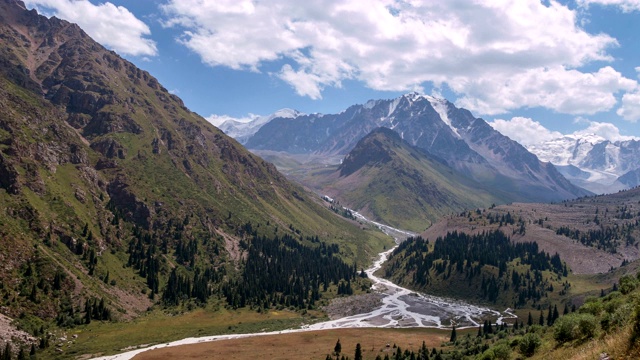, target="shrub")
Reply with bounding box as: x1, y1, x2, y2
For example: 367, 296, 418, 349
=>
491, 343, 512, 360
619, 275, 638, 295
579, 300, 603, 316
553, 315, 578, 343
553, 313, 598, 343
518, 333, 541, 357
578, 314, 598, 340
